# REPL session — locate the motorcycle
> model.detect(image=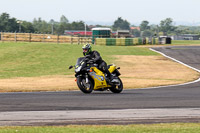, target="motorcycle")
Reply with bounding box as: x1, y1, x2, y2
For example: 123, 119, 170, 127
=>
69, 56, 123, 93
